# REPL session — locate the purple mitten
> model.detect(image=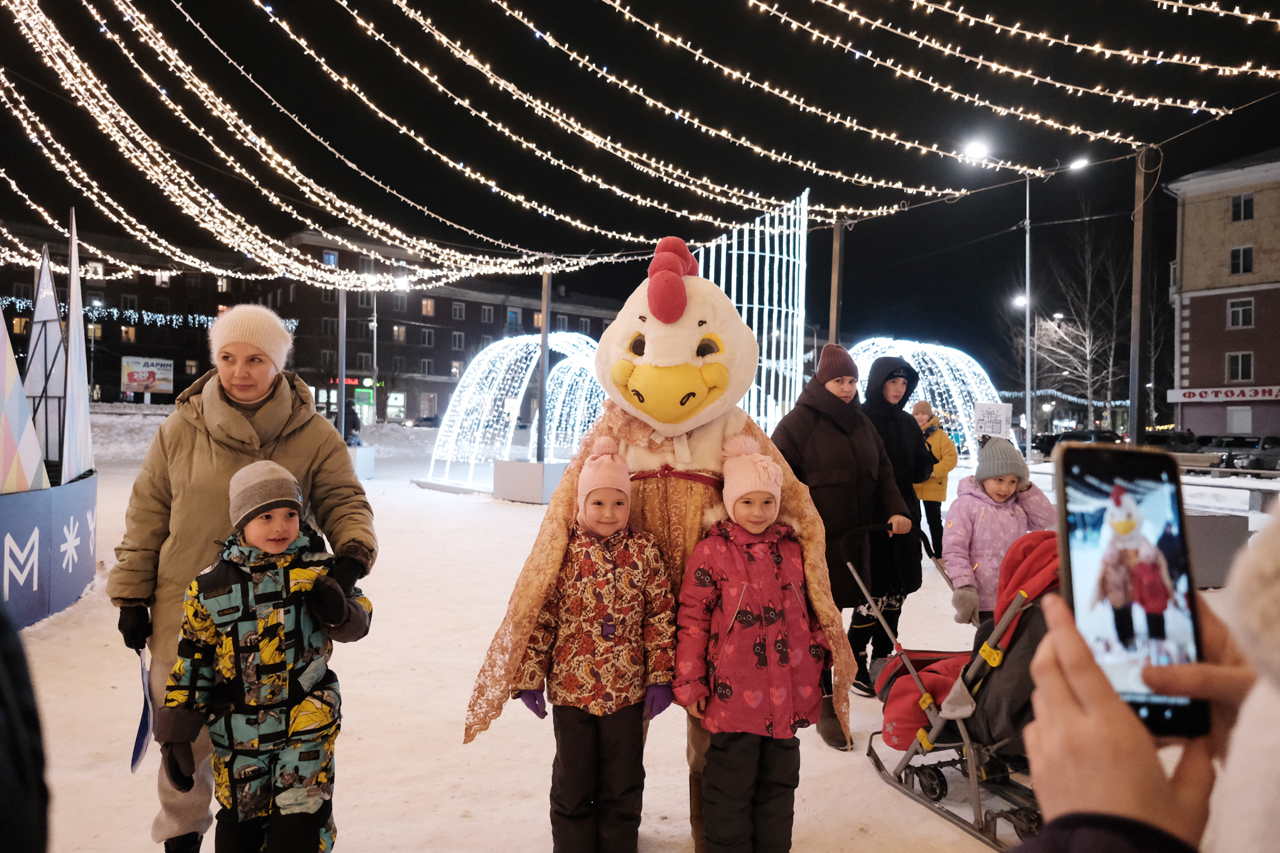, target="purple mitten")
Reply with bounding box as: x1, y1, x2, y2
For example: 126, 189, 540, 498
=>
643, 684, 674, 721
514, 689, 547, 719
